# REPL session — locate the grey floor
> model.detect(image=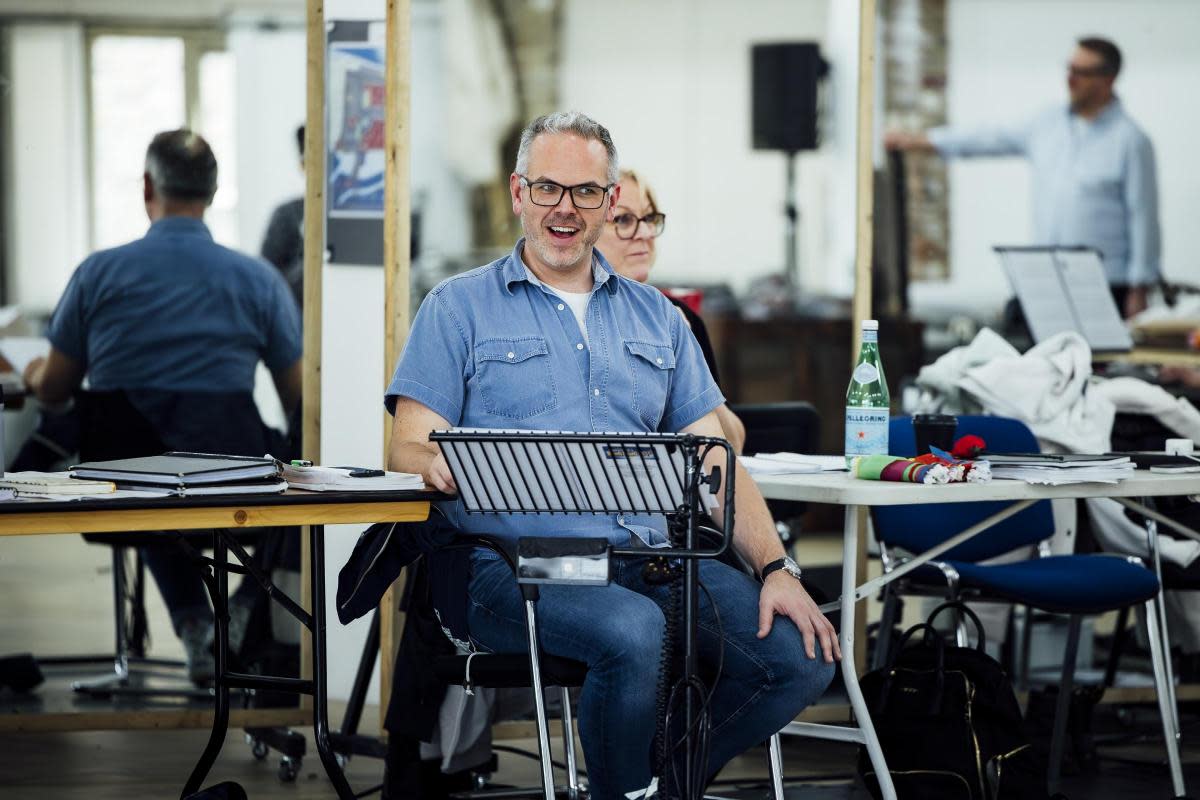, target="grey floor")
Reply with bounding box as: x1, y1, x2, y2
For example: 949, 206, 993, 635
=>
2, 531, 1197, 798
